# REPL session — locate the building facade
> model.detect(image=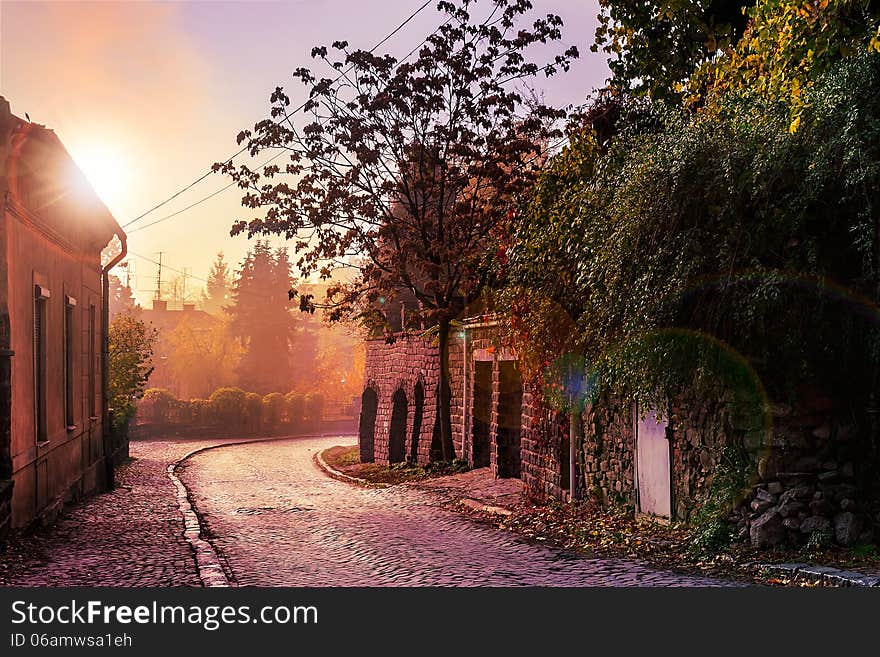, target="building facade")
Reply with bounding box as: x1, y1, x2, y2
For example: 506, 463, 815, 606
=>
359, 322, 568, 496
359, 320, 876, 547
0, 97, 126, 535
